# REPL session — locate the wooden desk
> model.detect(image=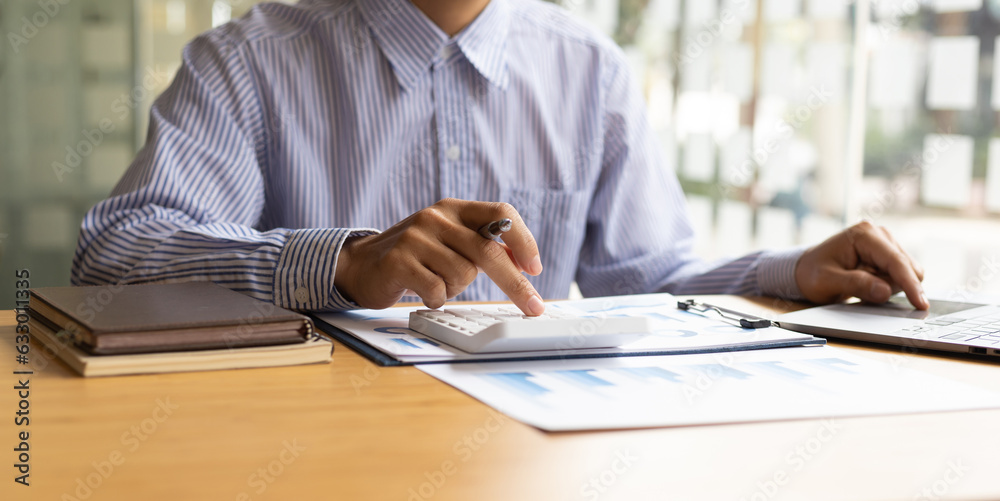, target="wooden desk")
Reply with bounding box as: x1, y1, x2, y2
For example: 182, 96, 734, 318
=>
2, 297, 1000, 501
